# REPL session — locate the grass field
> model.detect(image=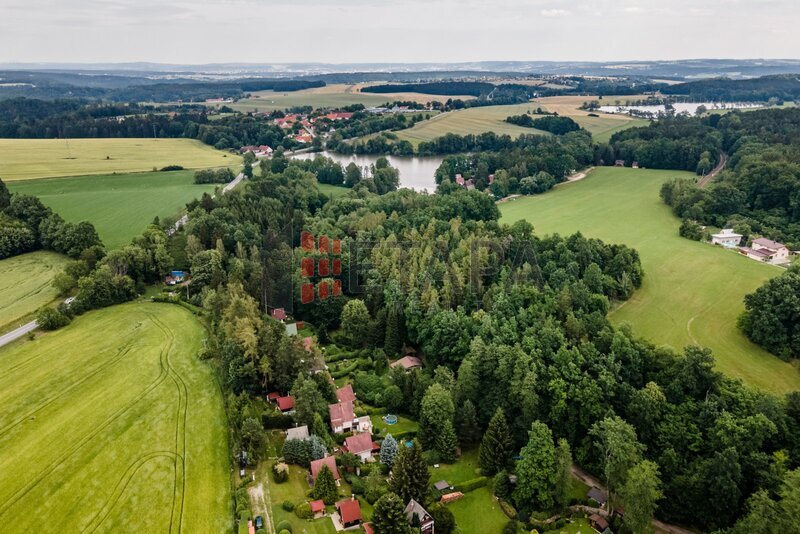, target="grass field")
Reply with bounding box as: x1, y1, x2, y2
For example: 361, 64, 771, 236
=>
318, 183, 350, 199
8, 171, 217, 249
213, 83, 474, 113
0, 302, 230, 532
0, 251, 69, 334
447, 486, 509, 533
0, 138, 239, 181
500, 167, 800, 394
